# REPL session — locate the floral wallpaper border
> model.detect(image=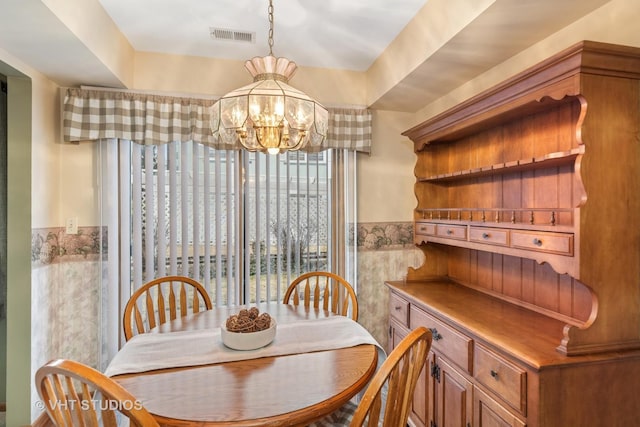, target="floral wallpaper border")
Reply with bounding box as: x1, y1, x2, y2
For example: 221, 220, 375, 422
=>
31, 221, 412, 265
356, 221, 413, 251
31, 226, 105, 266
